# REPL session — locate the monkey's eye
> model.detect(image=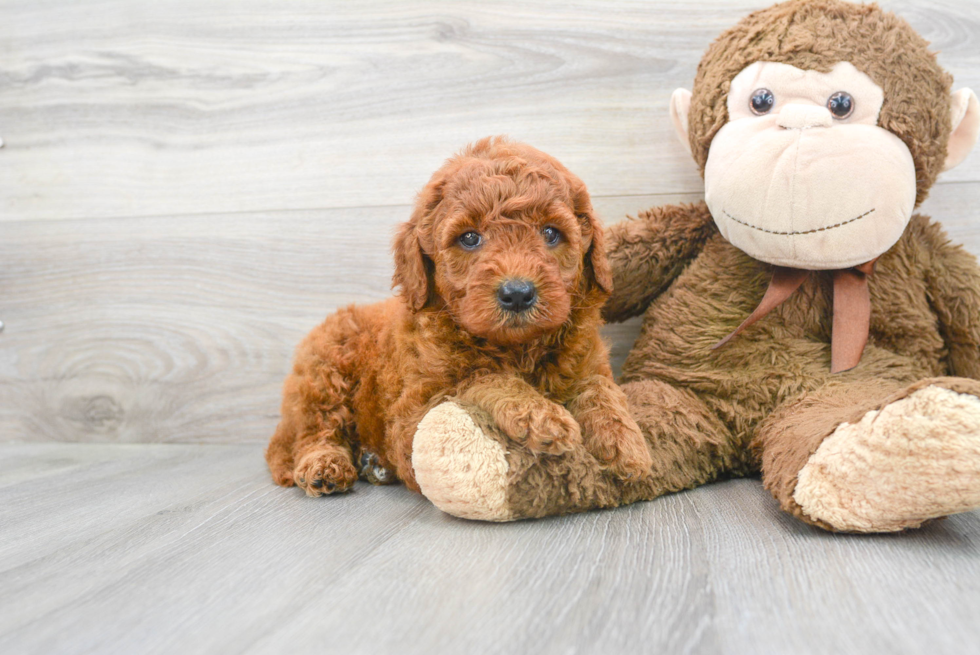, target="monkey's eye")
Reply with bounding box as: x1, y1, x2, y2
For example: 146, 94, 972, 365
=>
749, 88, 775, 115
827, 91, 854, 119
458, 231, 483, 250
542, 226, 562, 246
